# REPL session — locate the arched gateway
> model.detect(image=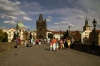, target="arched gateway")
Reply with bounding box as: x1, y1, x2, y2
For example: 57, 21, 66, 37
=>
36, 14, 47, 39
